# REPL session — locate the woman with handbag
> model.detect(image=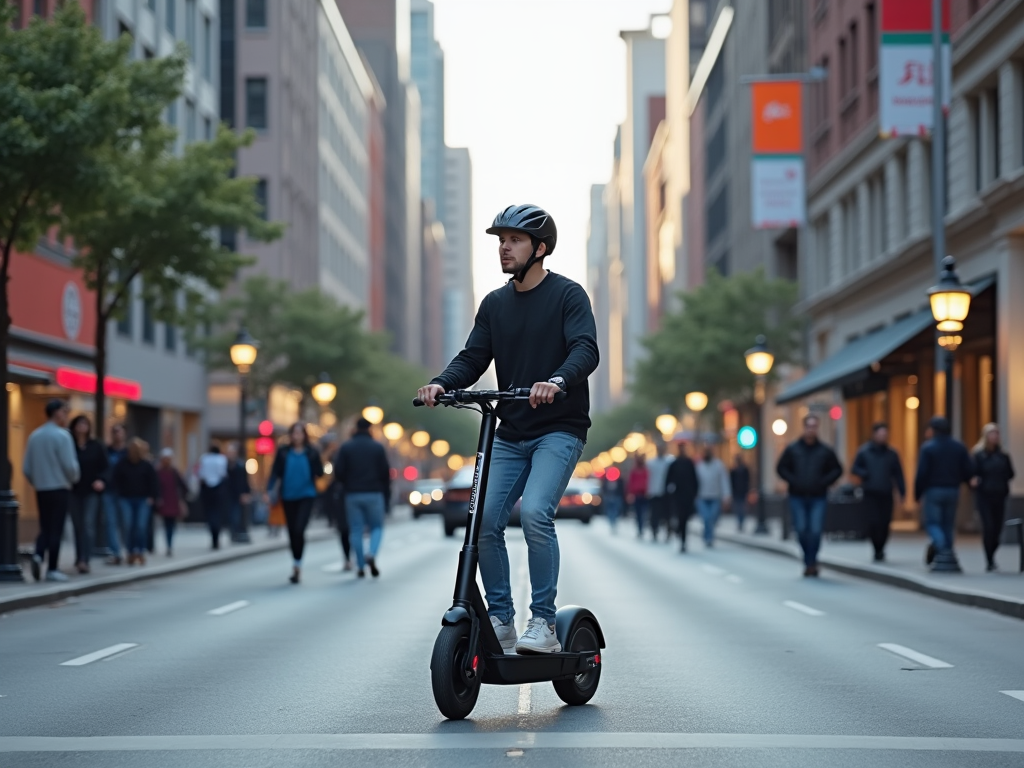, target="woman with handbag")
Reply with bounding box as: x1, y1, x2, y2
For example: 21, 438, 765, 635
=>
267, 423, 324, 584
970, 423, 1016, 571
156, 448, 189, 557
